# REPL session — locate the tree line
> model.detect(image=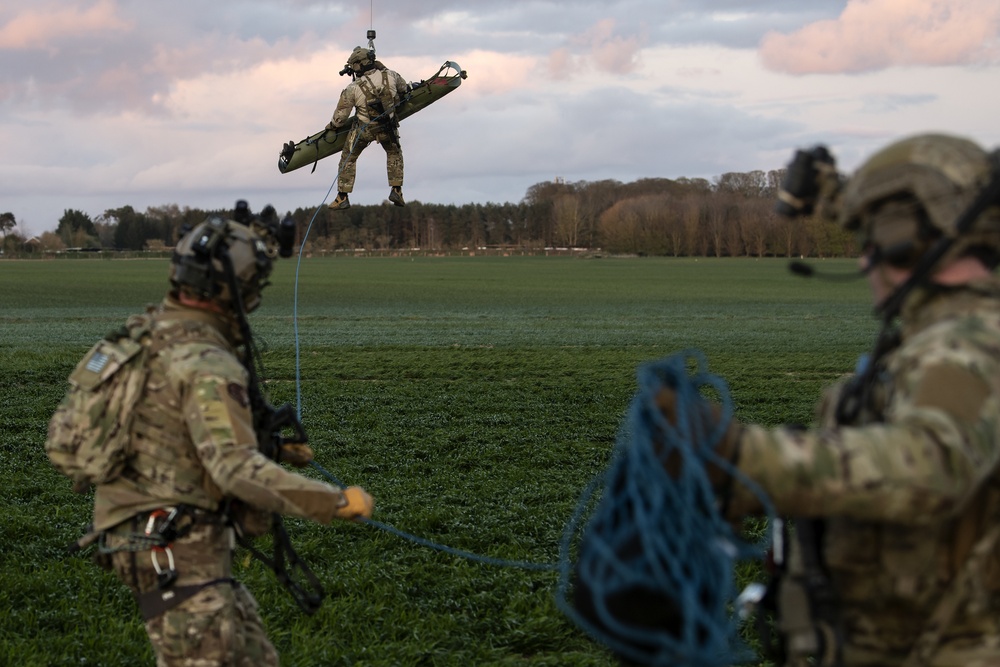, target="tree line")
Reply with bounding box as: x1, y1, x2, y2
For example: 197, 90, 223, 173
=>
0, 170, 856, 258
